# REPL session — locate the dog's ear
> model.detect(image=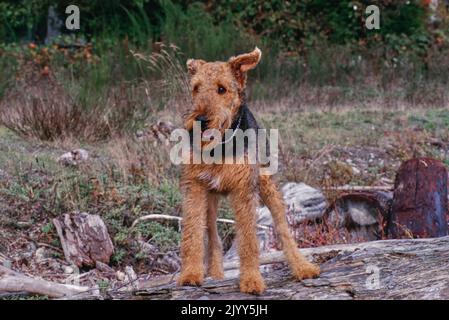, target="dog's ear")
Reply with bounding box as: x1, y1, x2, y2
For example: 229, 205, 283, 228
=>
228, 47, 262, 87
186, 59, 206, 76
